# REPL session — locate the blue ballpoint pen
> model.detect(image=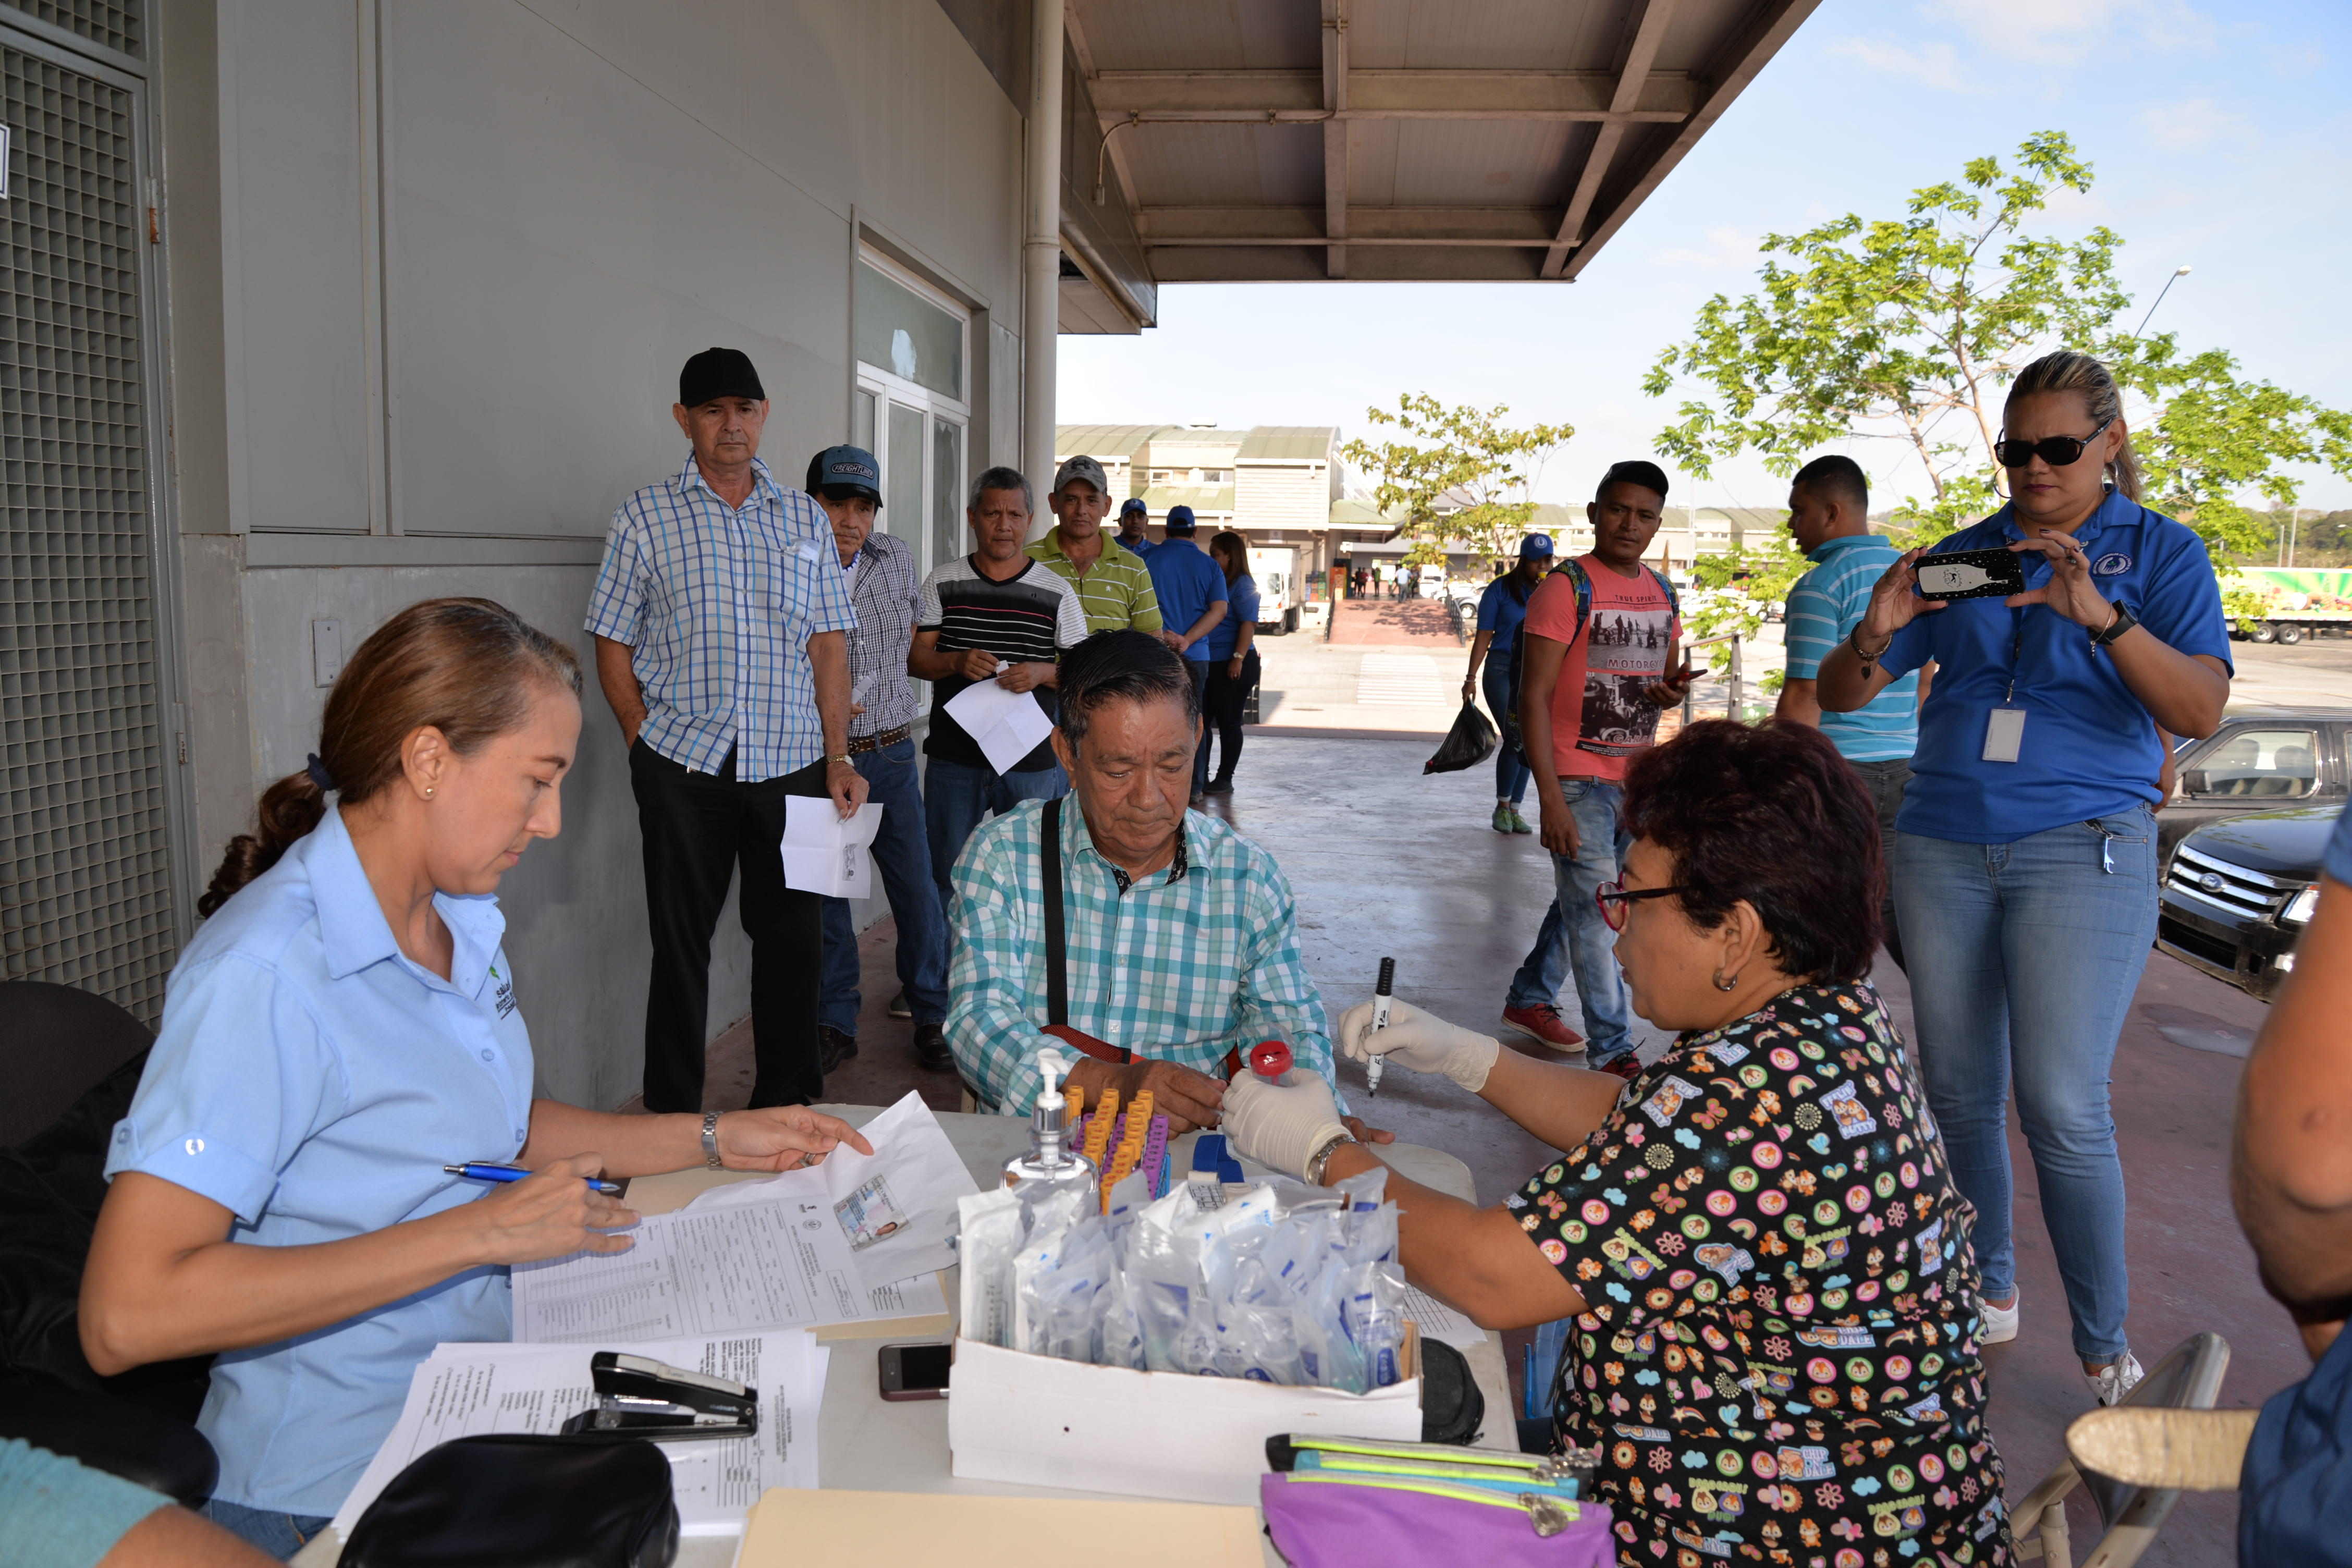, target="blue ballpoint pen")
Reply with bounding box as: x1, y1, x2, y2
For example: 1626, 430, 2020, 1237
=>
445, 1161, 623, 1197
